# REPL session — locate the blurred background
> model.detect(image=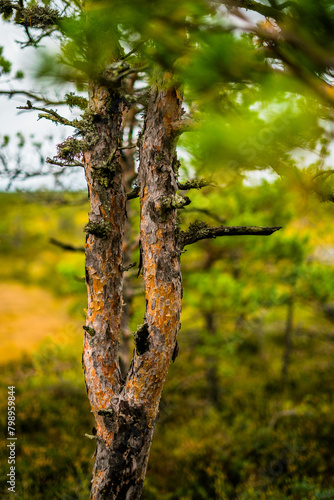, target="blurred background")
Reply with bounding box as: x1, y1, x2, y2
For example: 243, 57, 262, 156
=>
1, 181, 334, 499
2, 0, 334, 499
